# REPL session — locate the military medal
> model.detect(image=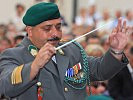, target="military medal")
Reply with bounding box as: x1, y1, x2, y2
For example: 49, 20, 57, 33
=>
73, 65, 78, 75
65, 63, 82, 78
77, 63, 82, 70
37, 82, 43, 100
68, 68, 74, 77
76, 73, 81, 79
70, 68, 74, 77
